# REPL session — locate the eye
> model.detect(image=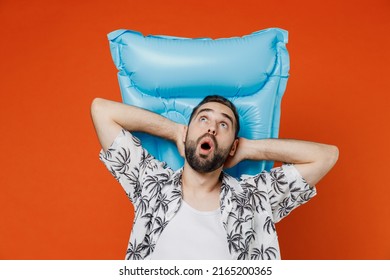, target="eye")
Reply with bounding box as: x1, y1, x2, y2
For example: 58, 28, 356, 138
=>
199, 116, 208, 122
220, 122, 228, 129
